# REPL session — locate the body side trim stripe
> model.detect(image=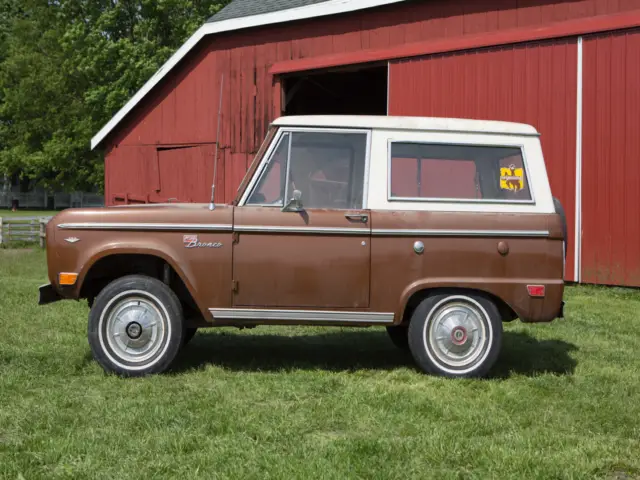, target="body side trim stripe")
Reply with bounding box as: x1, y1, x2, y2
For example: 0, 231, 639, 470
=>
234, 225, 368, 235
371, 229, 550, 237
58, 223, 233, 232
237, 226, 549, 237
209, 308, 394, 323
58, 223, 550, 237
